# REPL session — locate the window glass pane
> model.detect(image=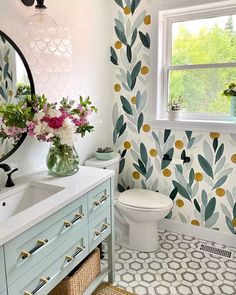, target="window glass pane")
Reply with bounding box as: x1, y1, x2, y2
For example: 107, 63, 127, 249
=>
172, 15, 236, 65
168, 67, 236, 114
